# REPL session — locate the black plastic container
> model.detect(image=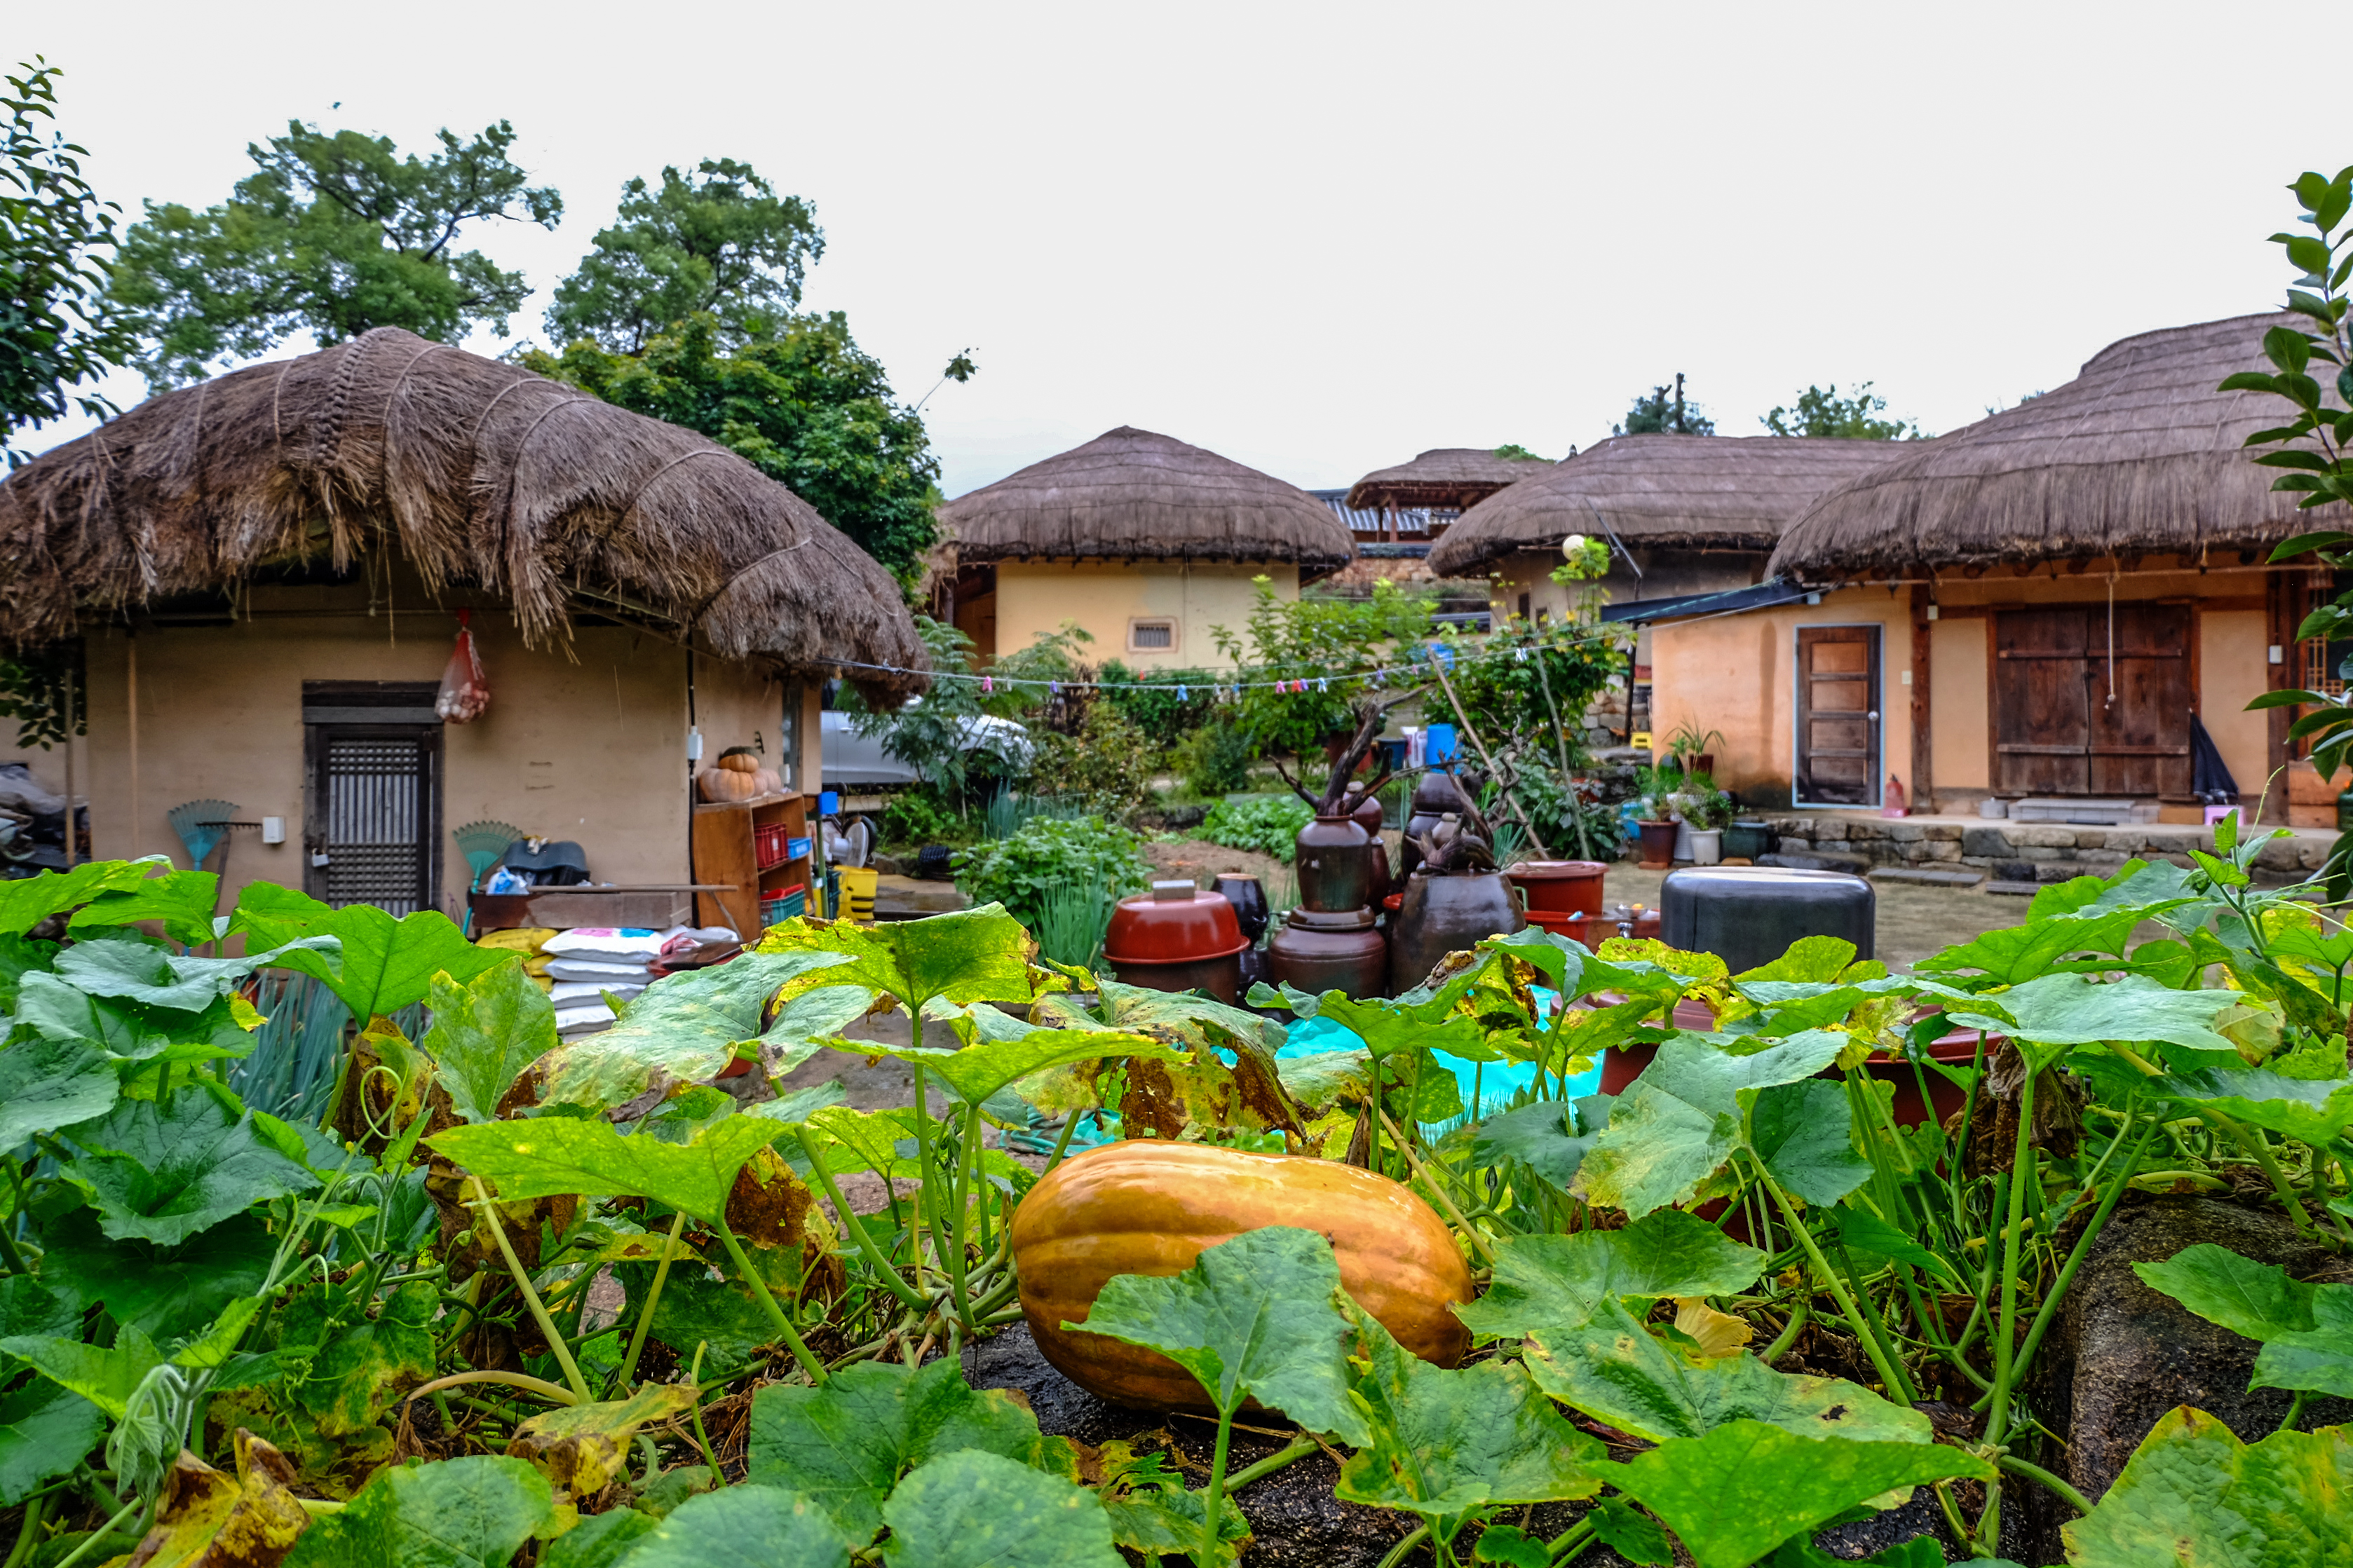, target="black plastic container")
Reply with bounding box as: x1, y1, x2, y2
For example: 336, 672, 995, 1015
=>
1659, 866, 1874, 974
